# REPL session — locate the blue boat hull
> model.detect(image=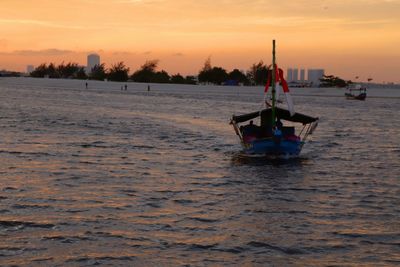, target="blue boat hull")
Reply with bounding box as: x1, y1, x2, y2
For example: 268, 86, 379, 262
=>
243, 138, 303, 157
